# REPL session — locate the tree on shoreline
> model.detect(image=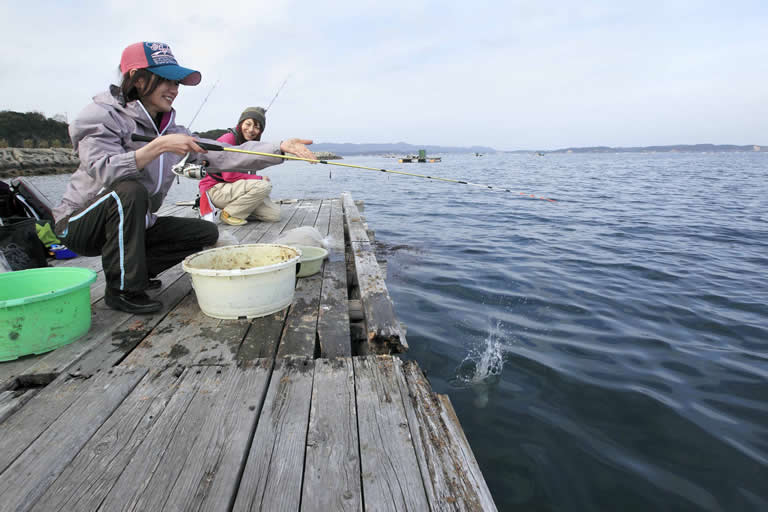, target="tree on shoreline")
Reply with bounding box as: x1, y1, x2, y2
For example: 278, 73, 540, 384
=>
0, 111, 70, 148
